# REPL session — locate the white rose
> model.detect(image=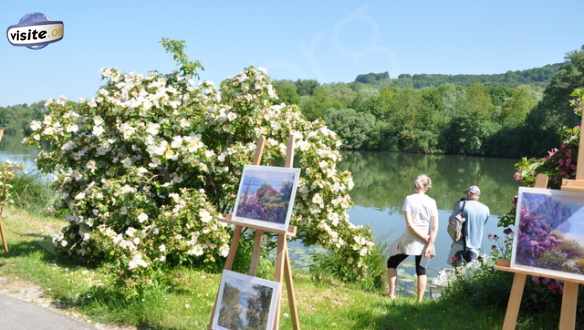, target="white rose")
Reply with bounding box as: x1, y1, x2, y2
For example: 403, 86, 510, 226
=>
137, 213, 149, 223
30, 120, 42, 131
187, 245, 204, 256
199, 209, 212, 223
128, 253, 148, 270
92, 125, 104, 137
